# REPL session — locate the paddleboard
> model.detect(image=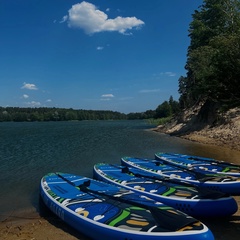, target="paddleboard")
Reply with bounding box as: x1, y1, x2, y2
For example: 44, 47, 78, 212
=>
121, 156, 240, 195
40, 172, 214, 240
155, 152, 240, 177
93, 163, 237, 218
